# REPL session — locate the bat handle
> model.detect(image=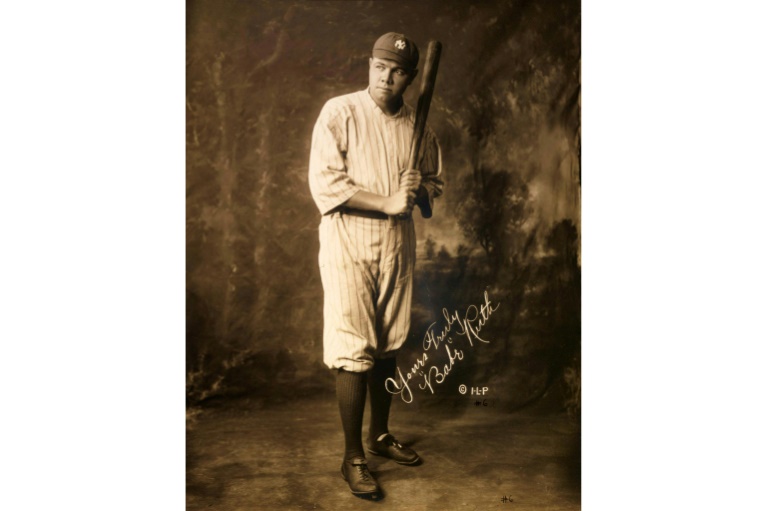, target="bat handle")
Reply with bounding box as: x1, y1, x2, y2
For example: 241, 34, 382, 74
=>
389, 212, 411, 229
388, 163, 417, 228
